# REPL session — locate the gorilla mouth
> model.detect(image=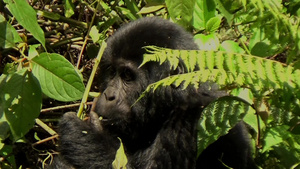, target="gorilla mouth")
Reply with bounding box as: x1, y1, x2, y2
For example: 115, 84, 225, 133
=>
99, 116, 110, 123
99, 115, 108, 121
99, 115, 118, 126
